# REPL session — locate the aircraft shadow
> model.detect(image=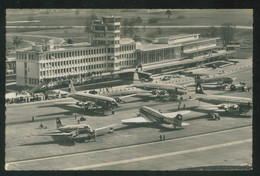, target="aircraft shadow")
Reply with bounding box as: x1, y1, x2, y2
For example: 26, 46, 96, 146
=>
115, 124, 184, 132
40, 104, 110, 117
19, 140, 75, 146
